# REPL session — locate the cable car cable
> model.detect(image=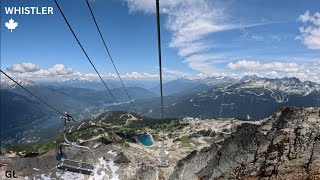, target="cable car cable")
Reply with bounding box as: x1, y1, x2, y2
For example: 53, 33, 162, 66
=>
155, 0, 168, 167
156, 0, 164, 131
53, 0, 119, 104
0, 70, 64, 116
84, 0, 138, 114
